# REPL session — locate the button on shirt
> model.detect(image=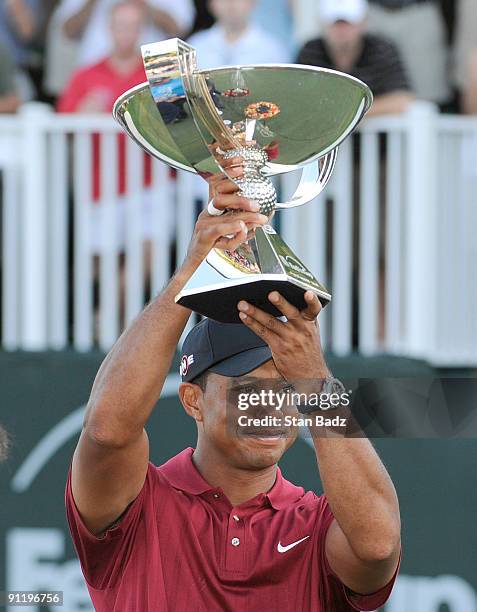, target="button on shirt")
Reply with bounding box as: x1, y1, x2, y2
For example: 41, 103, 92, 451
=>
65, 448, 398, 611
